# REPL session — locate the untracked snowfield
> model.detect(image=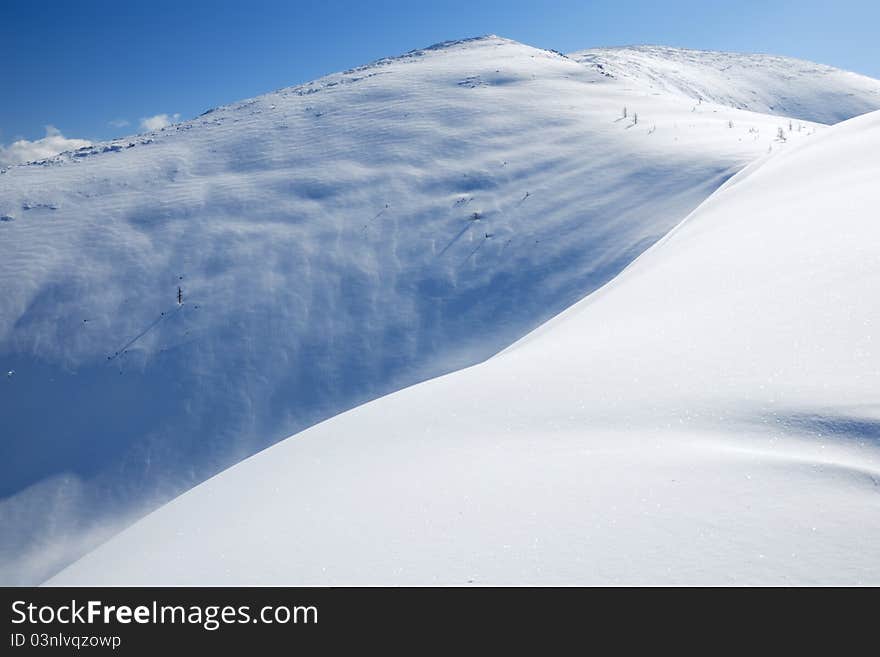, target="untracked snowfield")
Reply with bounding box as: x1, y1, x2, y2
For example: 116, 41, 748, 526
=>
1, 36, 878, 585
50, 110, 880, 586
